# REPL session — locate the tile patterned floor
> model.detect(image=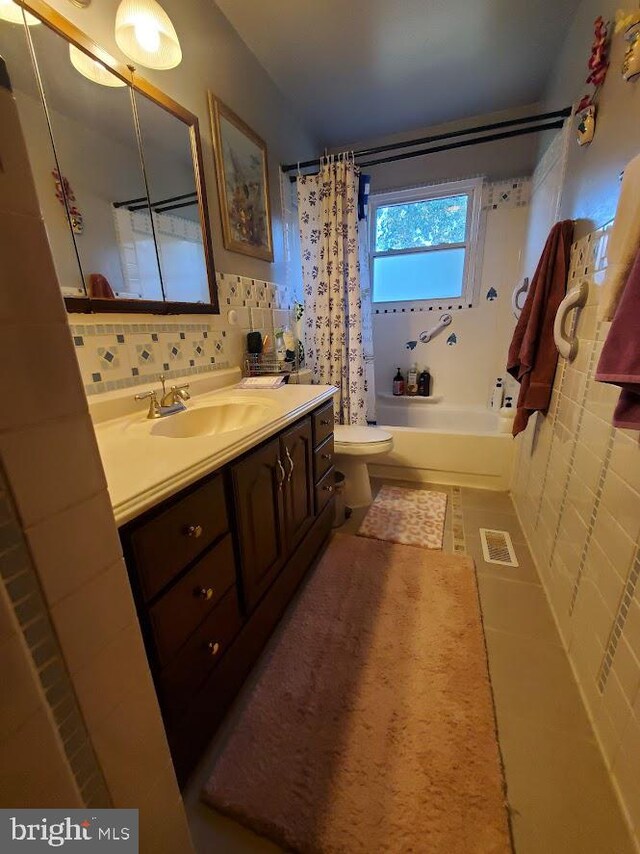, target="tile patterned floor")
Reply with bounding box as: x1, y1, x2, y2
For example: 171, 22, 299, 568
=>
184, 479, 635, 853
